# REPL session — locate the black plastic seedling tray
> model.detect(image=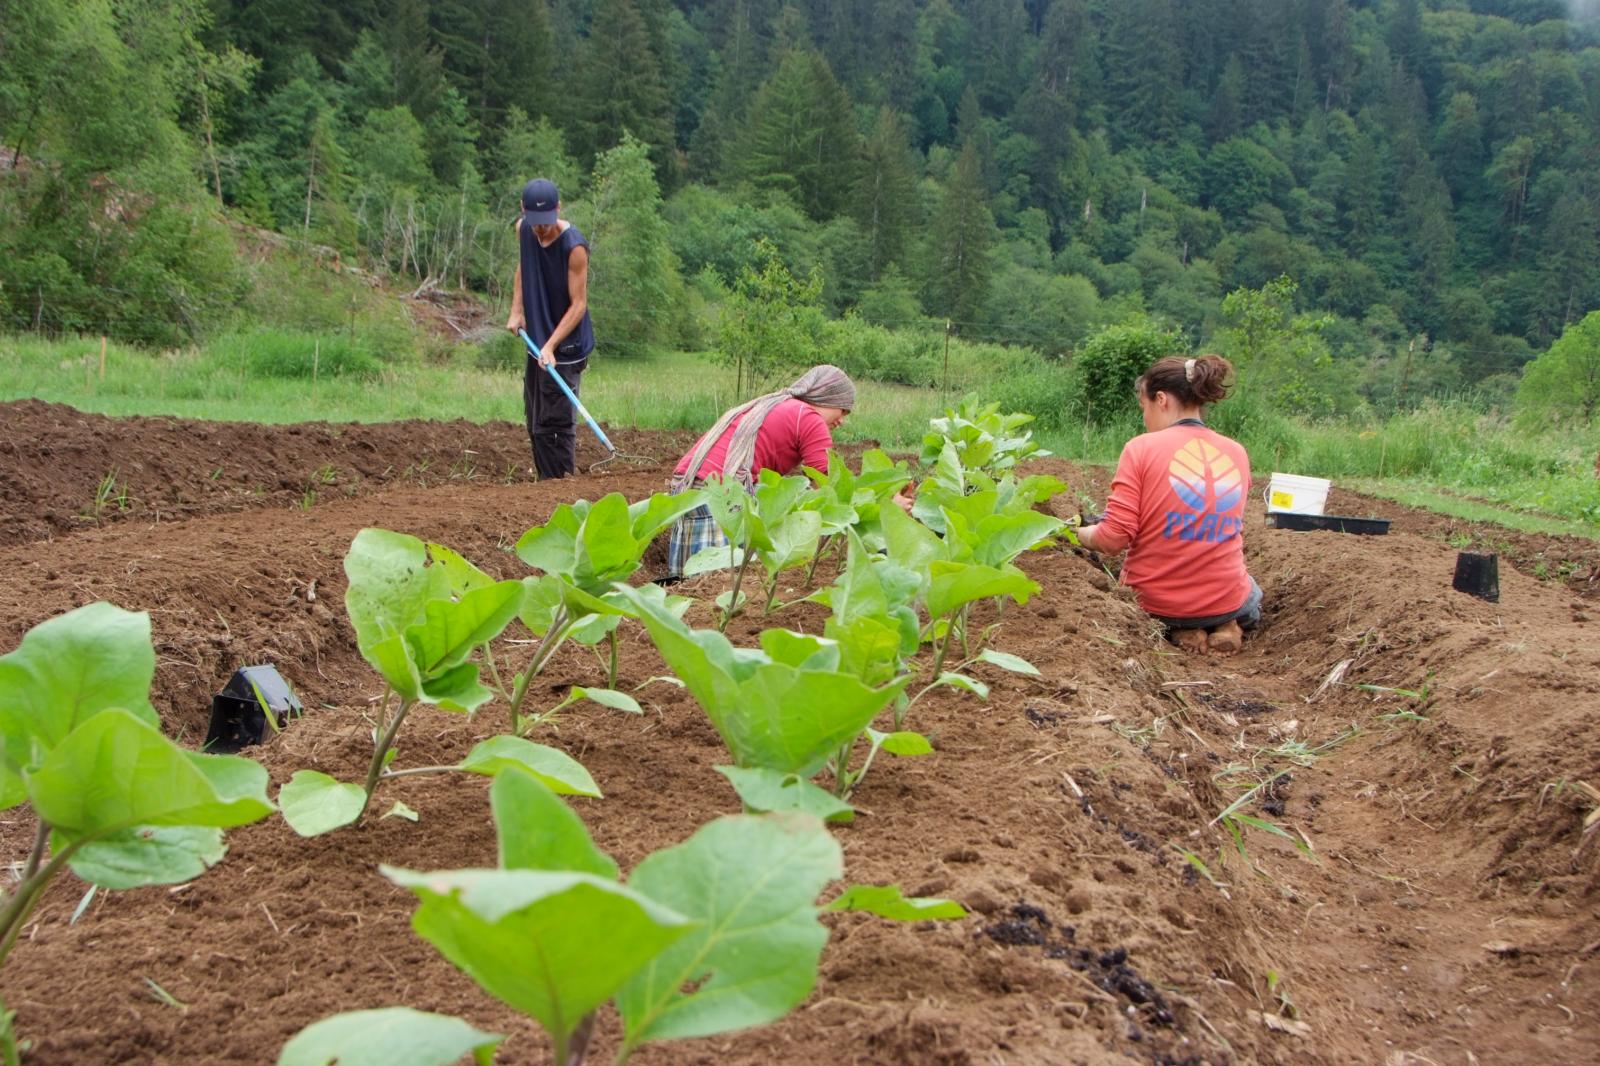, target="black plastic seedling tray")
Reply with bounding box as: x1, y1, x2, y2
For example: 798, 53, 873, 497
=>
1267, 512, 1391, 535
